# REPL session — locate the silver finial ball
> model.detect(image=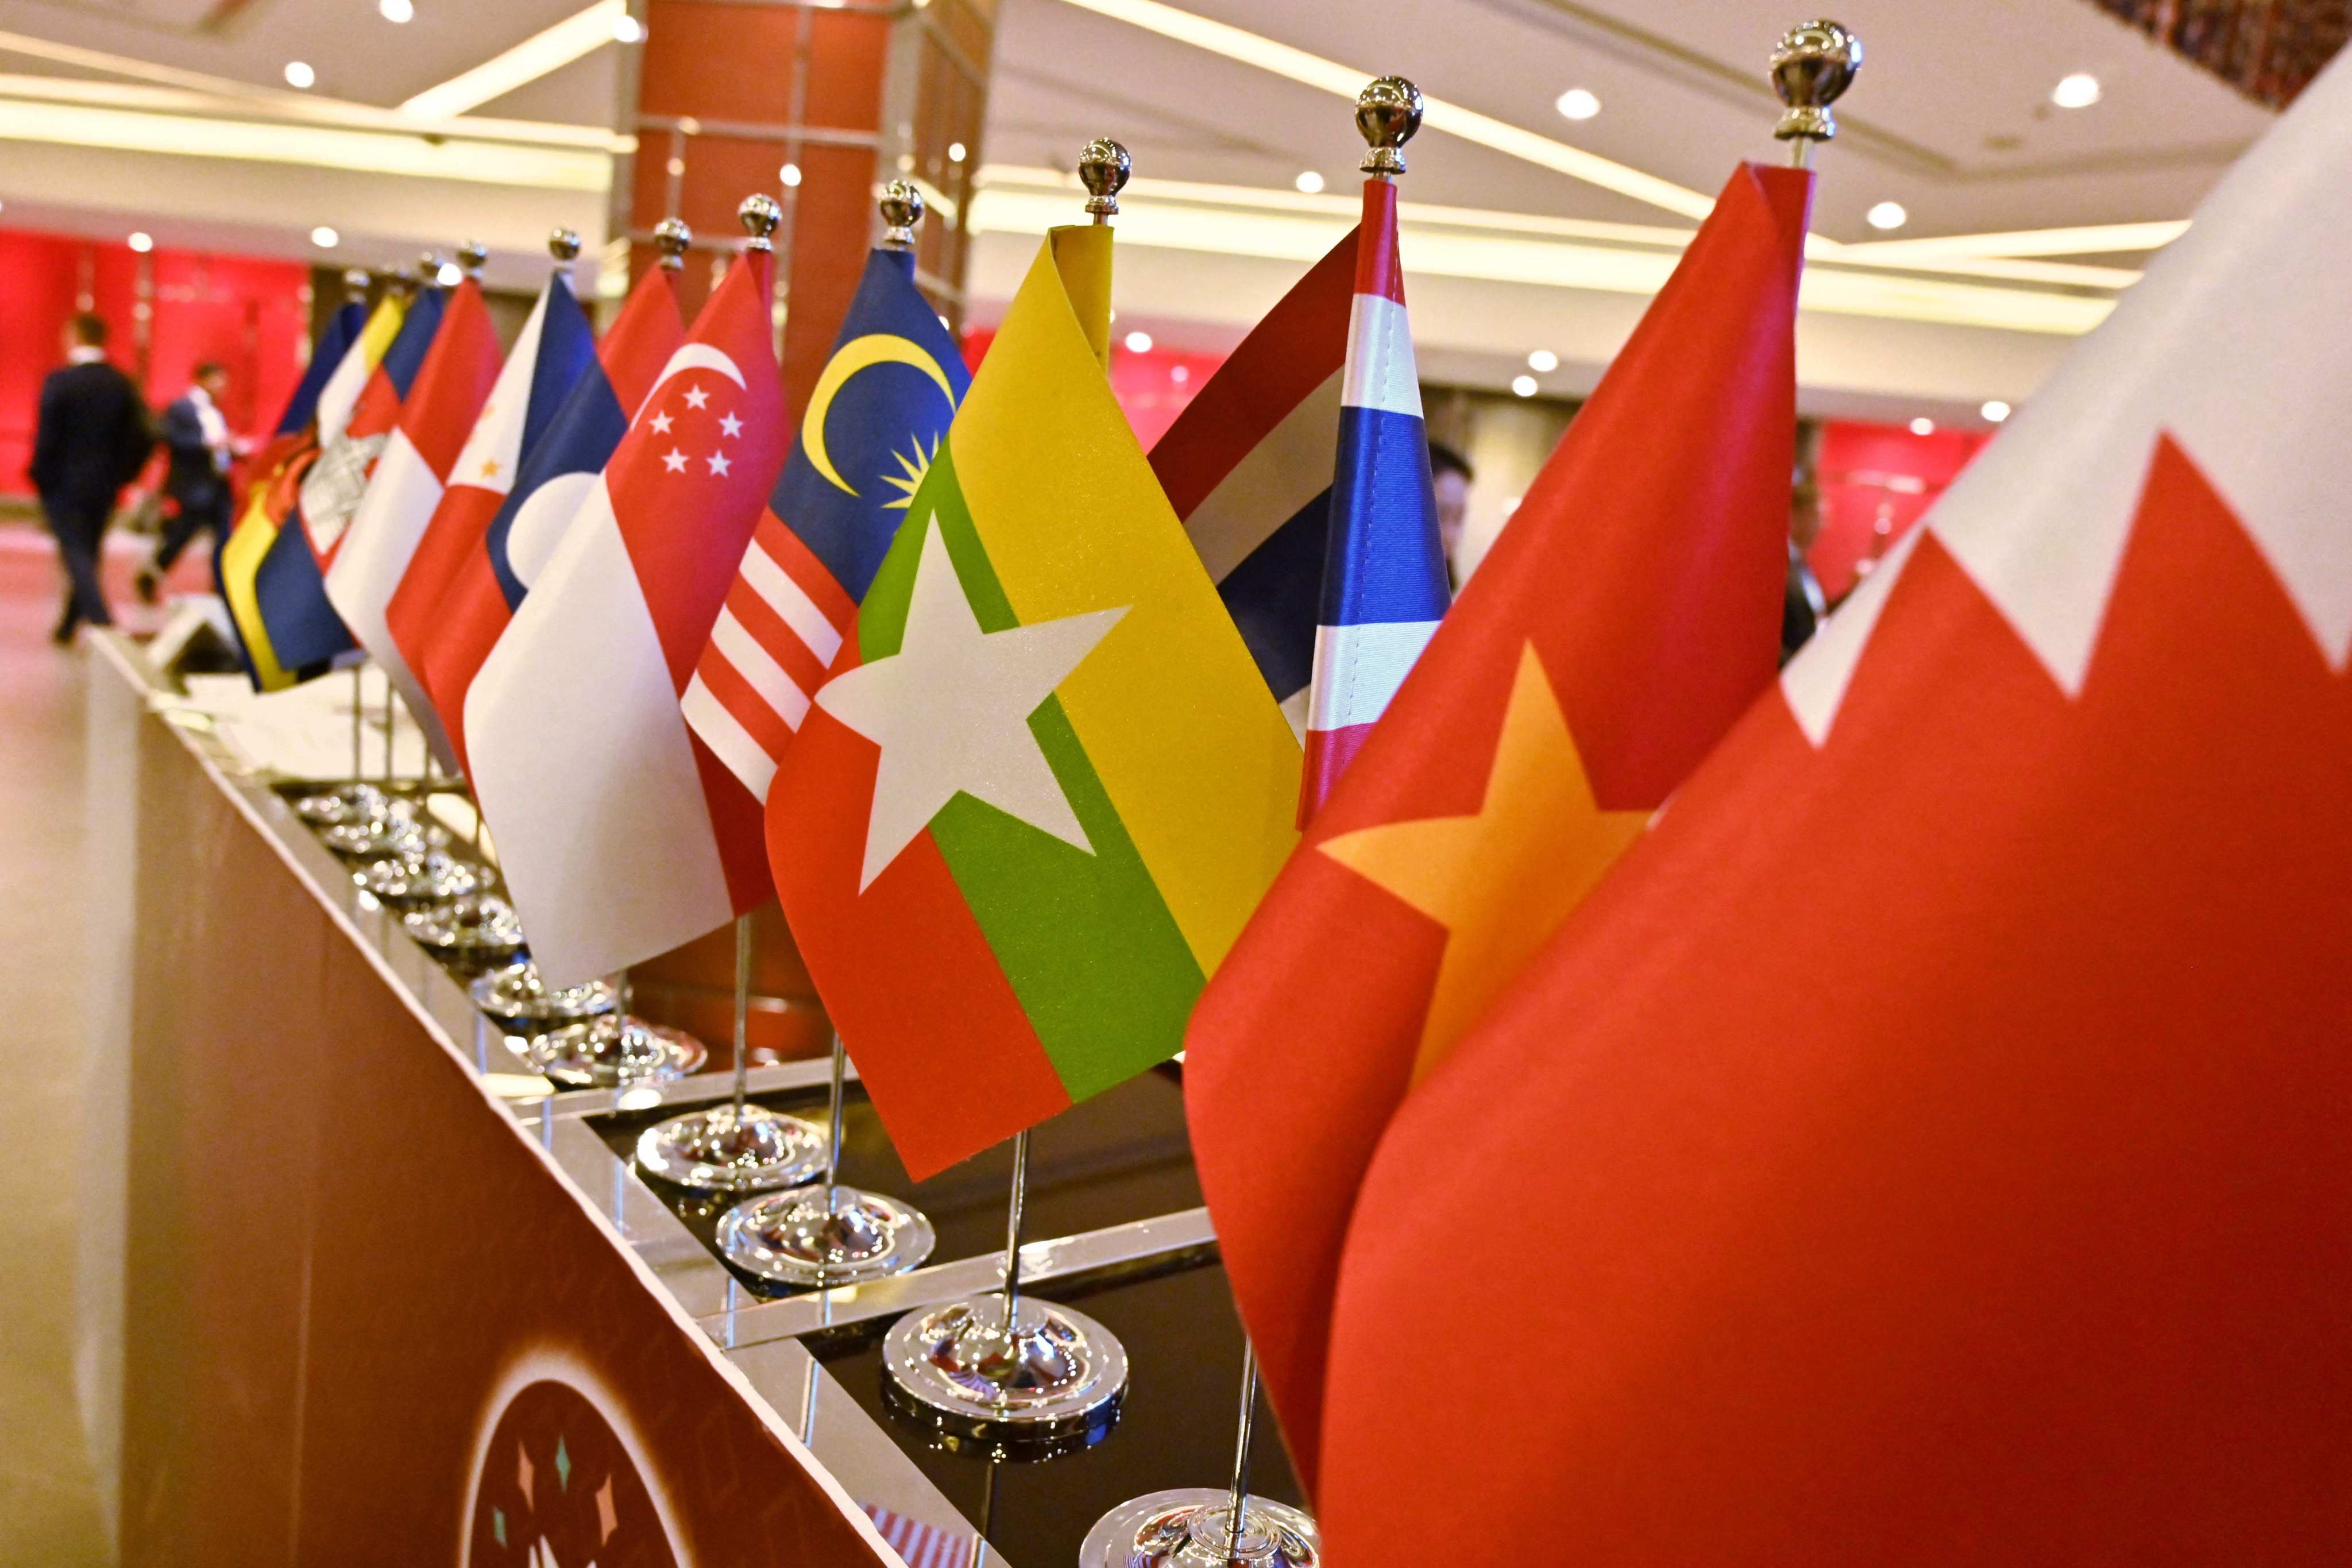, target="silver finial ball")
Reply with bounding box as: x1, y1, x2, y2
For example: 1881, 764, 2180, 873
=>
341, 267, 372, 299
739, 192, 782, 250
878, 179, 925, 246
548, 227, 581, 262
457, 240, 489, 276
1077, 137, 1131, 221
1357, 76, 1424, 177
1772, 20, 1861, 145
652, 217, 692, 270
